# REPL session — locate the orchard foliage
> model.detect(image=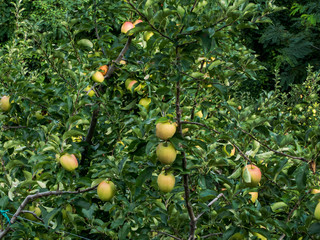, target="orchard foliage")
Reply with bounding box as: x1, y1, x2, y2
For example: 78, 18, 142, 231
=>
1, 0, 320, 239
